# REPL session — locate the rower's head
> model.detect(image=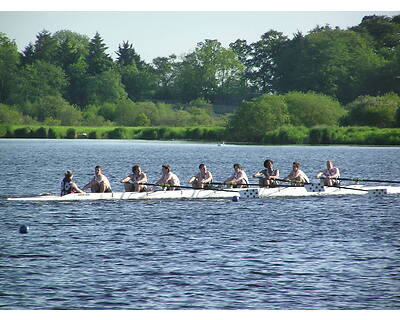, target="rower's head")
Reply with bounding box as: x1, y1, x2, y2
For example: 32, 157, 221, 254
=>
64, 170, 73, 181
132, 165, 141, 174
199, 163, 207, 172
292, 162, 301, 171
233, 163, 242, 172
326, 160, 333, 169
162, 164, 171, 173
264, 159, 273, 168
95, 166, 102, 175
